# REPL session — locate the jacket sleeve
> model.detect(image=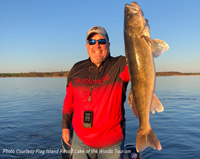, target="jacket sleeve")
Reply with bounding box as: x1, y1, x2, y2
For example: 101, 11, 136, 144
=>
62, 69, 74, 129
119, 56, 130, 82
